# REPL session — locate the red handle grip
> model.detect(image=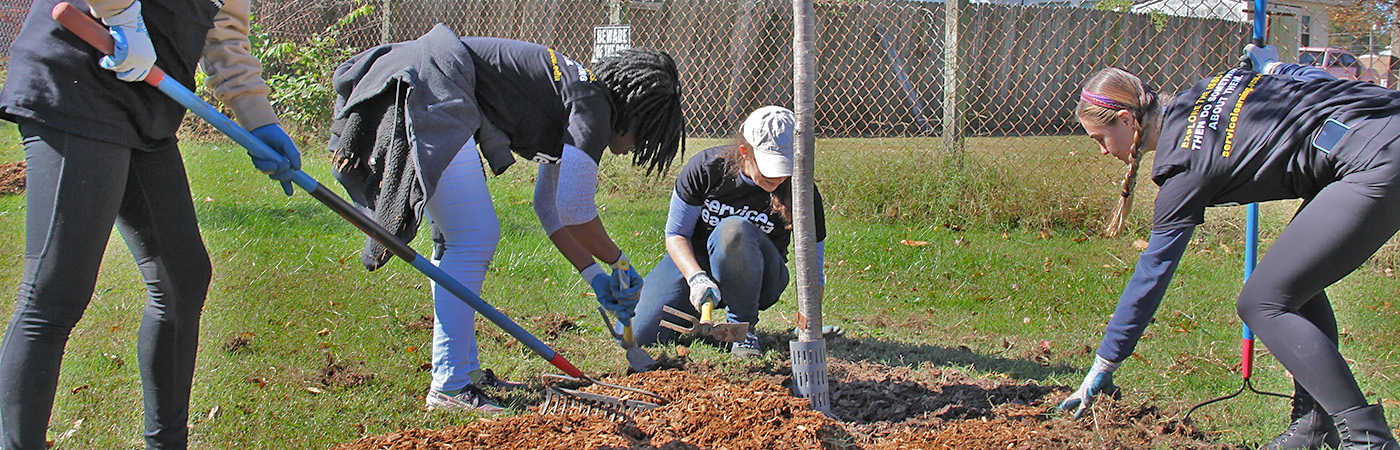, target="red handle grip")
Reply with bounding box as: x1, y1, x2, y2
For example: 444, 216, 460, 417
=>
51, 2, 166, 85
1241, 338, 1255, 379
